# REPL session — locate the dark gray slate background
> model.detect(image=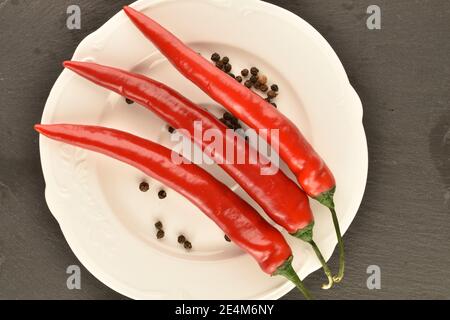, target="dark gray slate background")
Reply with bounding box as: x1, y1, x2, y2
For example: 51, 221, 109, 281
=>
0, 0, 449, 300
